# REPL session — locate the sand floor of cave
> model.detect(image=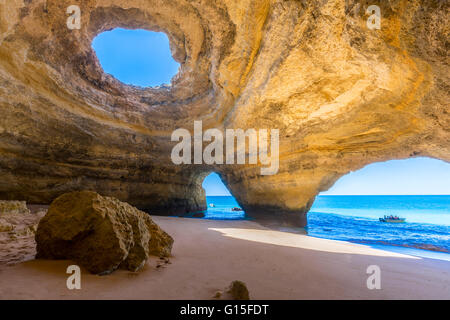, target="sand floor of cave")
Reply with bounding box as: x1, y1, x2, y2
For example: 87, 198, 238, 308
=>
0, 216, 449, 300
